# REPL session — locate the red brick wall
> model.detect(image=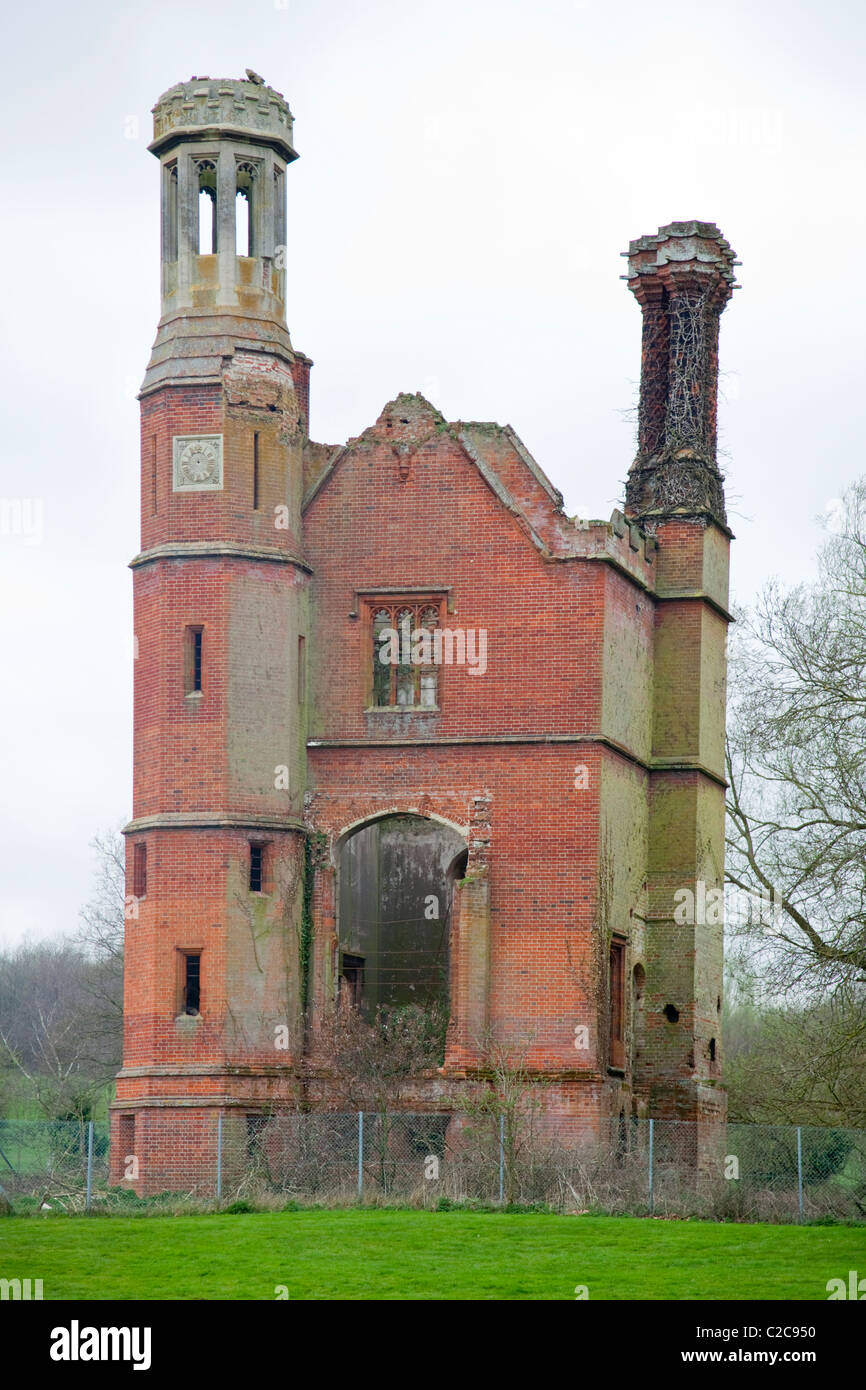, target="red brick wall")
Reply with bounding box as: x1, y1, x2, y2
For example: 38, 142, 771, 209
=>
120, 369, 310, 1187
303, 428, 605, 741
119, 366, 729, 1180
302, 422, 622, 1093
